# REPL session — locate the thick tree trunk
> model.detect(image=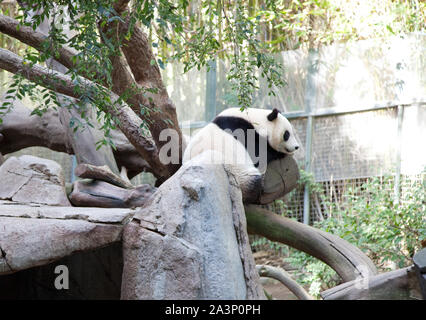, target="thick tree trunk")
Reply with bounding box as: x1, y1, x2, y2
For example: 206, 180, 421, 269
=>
100, 8, 184, 177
